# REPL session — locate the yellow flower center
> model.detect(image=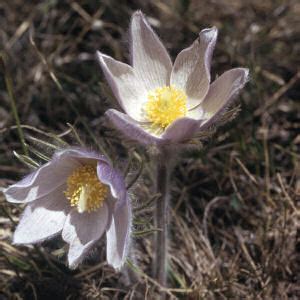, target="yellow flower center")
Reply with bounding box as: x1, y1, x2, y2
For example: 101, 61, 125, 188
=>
144, 86, 187, 129
64, 165, 108, 213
